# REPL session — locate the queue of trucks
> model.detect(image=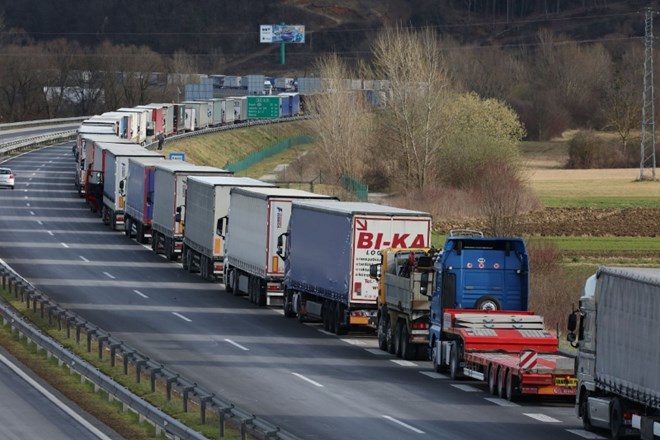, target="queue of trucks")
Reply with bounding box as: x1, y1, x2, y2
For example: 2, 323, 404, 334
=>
72, 106, 660, 436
